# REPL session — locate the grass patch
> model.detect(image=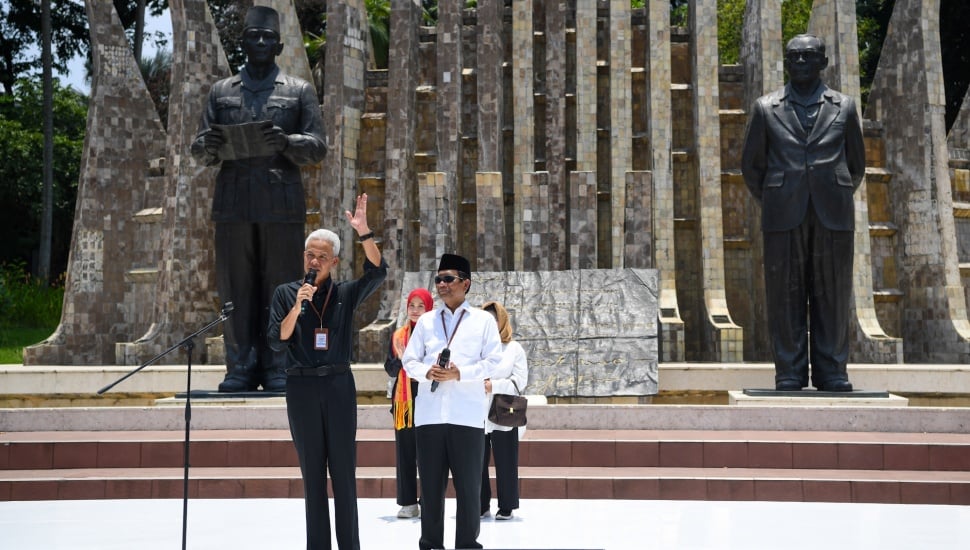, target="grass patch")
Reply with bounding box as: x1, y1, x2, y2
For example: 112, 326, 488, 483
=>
0, 327, 55, 364
0, 262, 63, 364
